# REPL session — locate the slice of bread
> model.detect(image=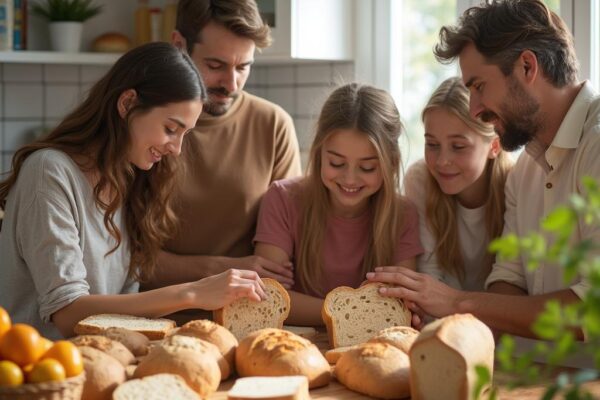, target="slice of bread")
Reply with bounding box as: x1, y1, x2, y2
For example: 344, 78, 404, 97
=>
213, 278, 290, 341
322, 283, 412, 348
74, 314, 176, 340
228, 376, 310, 400
283, 325, 318, 339
113, 373, 200, 400
409, 313, 494, 400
